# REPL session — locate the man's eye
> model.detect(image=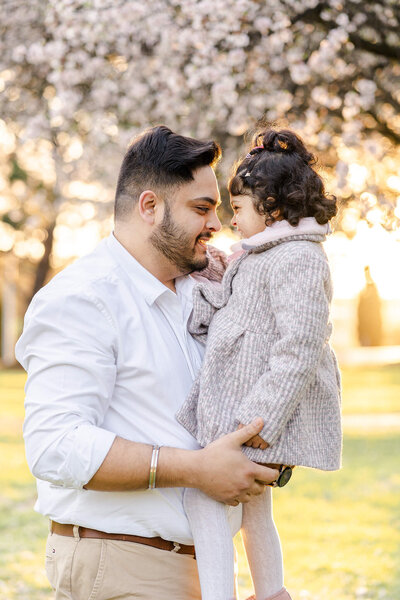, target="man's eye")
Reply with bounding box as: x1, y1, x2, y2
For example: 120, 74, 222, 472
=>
196, 207, 209, 213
